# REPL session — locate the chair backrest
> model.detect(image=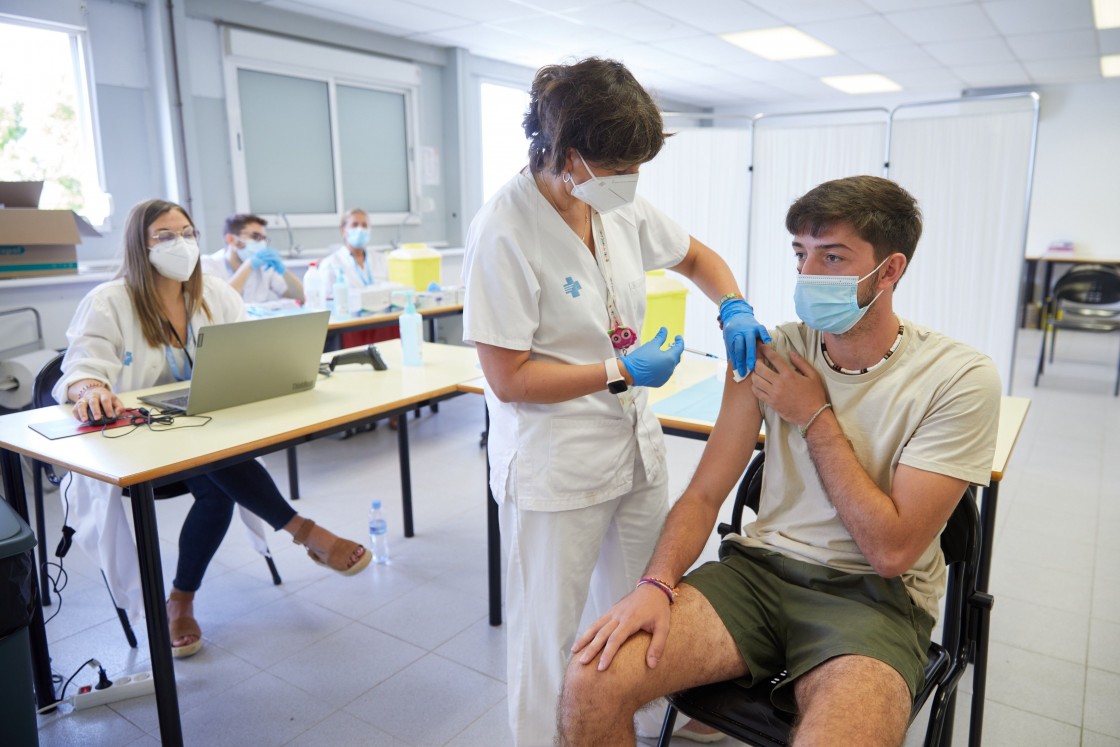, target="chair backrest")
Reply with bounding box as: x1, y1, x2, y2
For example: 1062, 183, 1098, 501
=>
31, 351, 67, 409
1053, 265, 1120, 307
